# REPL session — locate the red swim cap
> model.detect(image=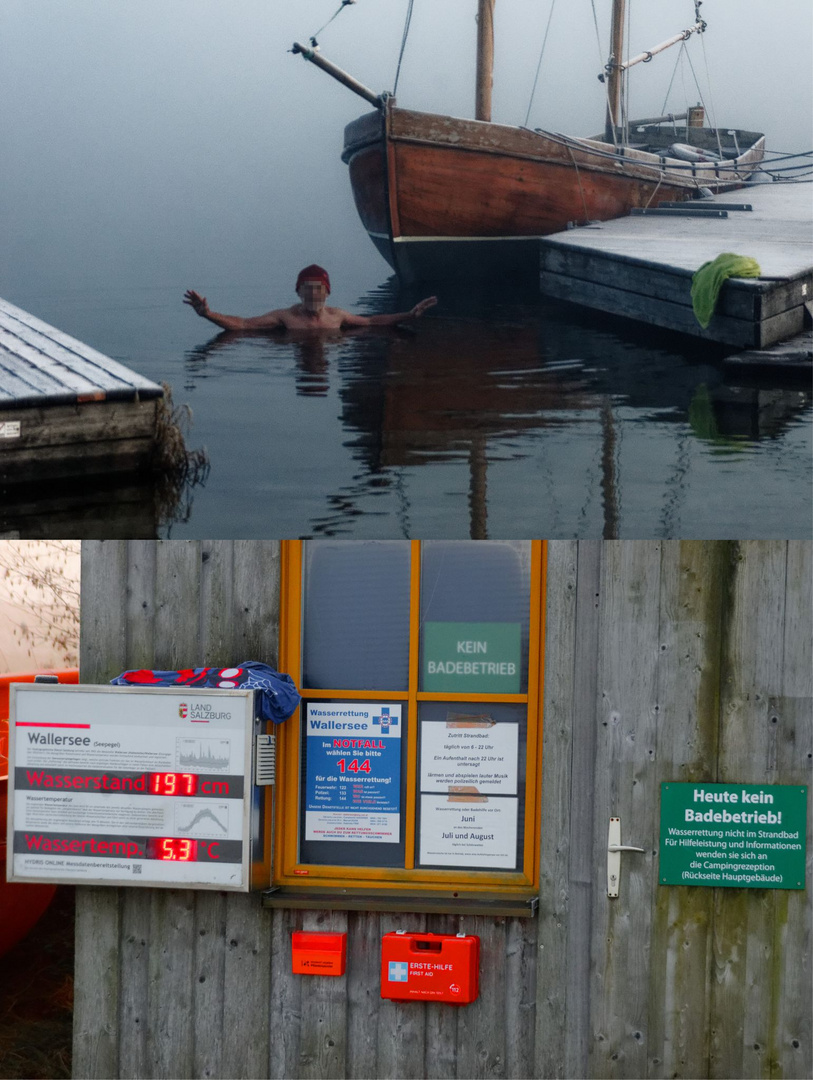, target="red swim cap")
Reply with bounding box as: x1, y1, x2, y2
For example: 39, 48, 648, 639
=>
296, 264, 331, 294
